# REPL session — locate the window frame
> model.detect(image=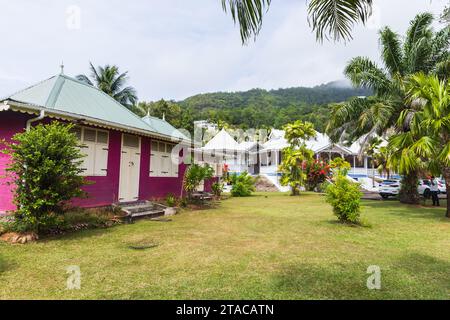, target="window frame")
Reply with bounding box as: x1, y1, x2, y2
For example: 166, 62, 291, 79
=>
75, 126, 110, 177
150, 140, 179, 178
